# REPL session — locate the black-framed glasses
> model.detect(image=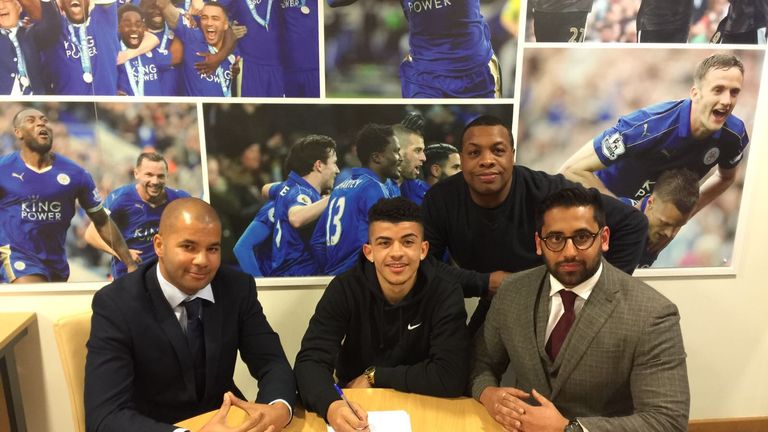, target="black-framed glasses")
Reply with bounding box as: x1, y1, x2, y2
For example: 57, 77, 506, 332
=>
540, 229, 602, 252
